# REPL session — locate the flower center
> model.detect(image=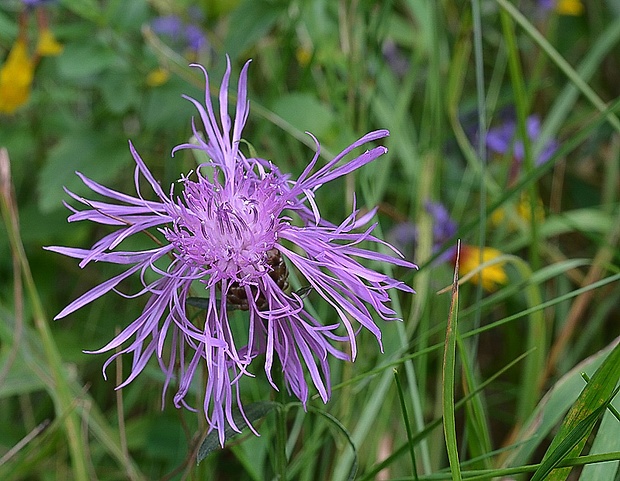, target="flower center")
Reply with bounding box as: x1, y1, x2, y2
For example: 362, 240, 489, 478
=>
165, 171, 281, 282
